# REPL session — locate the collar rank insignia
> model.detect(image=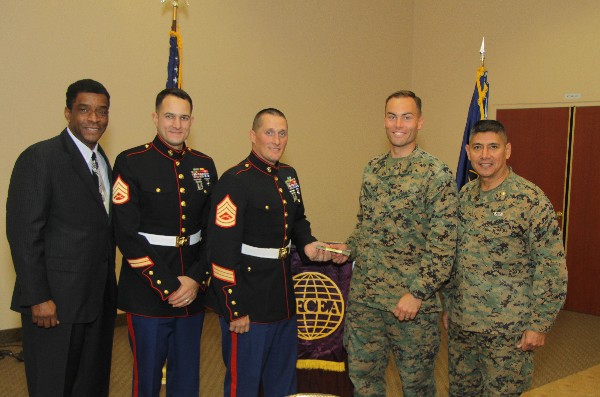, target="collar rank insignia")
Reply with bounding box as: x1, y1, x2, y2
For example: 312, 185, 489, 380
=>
191, 168, 211, 190
112, 175, 130, 205
285, 176, 301, 203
